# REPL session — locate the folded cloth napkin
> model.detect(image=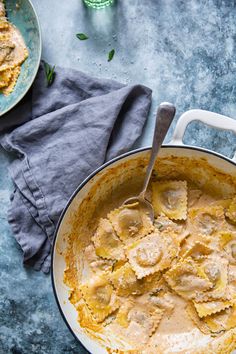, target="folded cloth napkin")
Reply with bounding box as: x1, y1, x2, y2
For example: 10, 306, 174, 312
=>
0, 63, 152, 273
